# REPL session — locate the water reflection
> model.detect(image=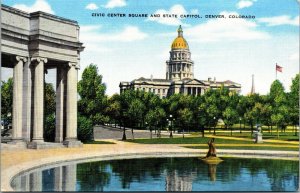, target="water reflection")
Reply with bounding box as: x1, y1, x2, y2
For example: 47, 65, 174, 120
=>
165, 170, 196, 191
11, 157, 299, 191
207, 164, 217, 181
12, 165, 77, 192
